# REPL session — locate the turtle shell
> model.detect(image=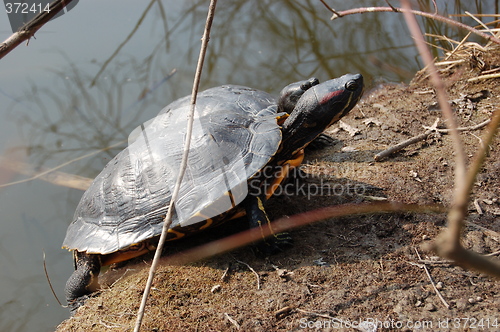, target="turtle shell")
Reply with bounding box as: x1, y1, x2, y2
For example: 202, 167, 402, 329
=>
62, 85, 284, 255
